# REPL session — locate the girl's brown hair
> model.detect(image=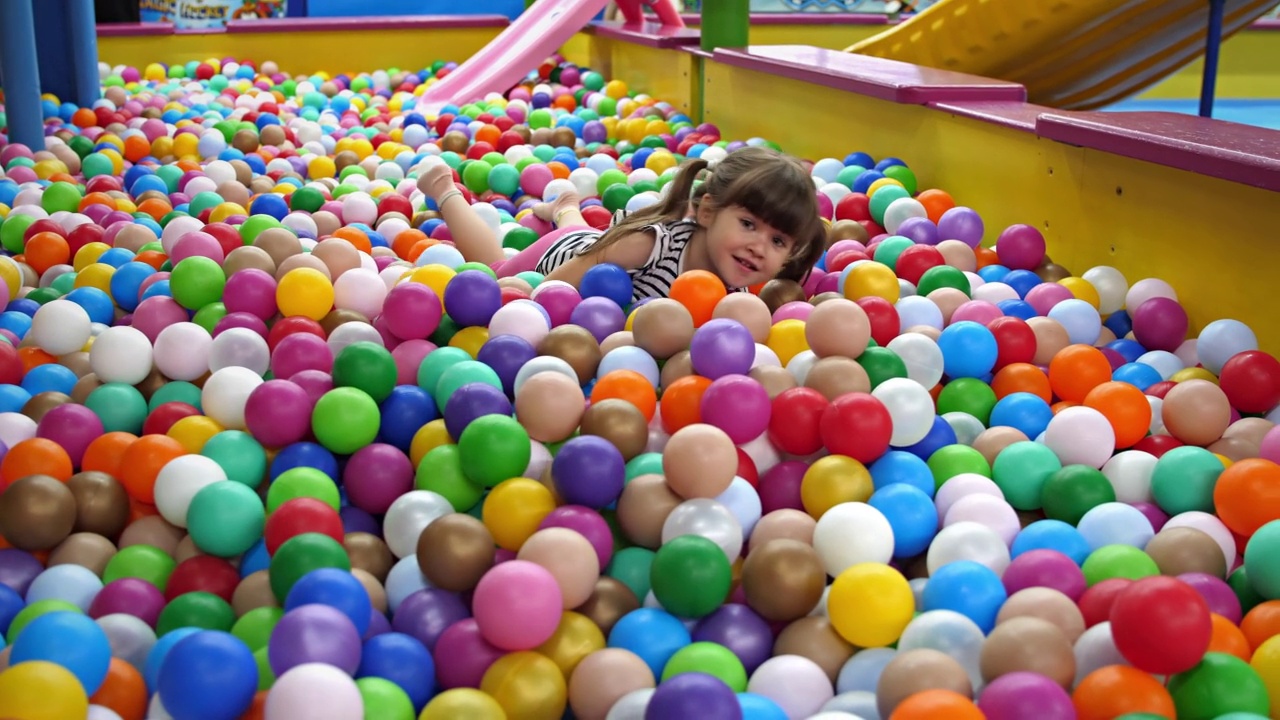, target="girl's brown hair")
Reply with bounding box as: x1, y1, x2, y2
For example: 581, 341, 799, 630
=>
589, 147, 826, 283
